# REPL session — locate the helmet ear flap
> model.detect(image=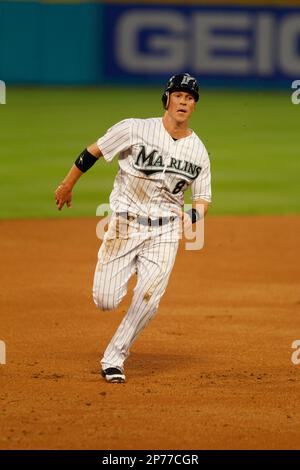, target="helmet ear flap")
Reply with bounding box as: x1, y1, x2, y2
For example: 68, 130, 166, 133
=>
165, 91, 170, 109
162, 91, 170, 110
